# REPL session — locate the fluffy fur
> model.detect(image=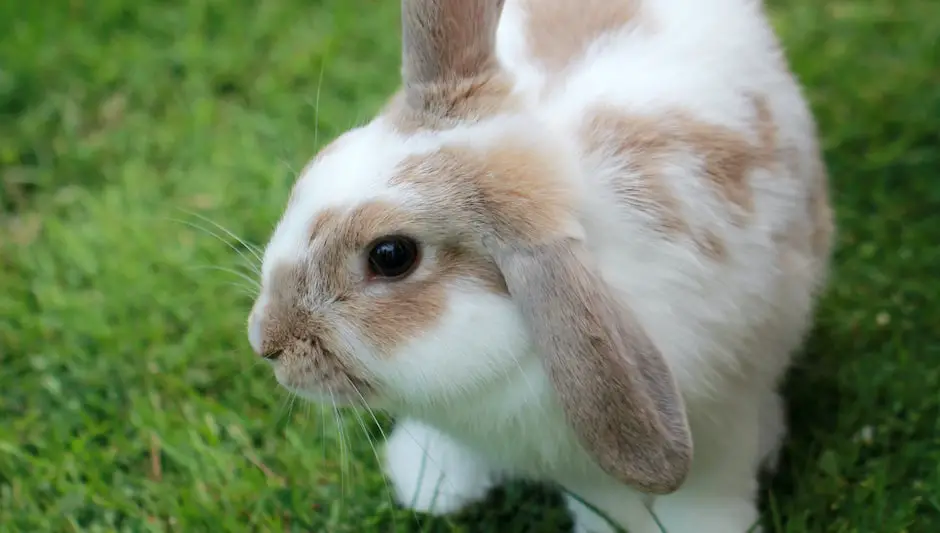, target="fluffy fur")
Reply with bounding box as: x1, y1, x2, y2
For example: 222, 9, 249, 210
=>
246, 0, 834, 531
